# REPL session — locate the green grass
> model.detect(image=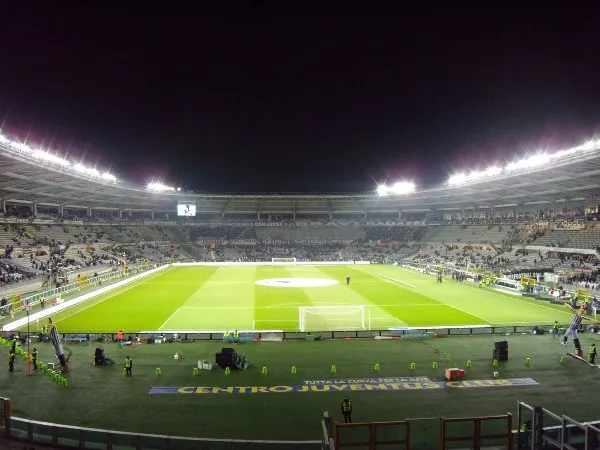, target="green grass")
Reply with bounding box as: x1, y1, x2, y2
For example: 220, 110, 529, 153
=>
5, 264, 593, 444
38, 265, 575, 333
2, 334, 600, 443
